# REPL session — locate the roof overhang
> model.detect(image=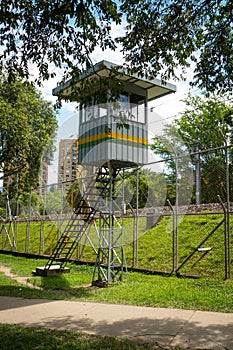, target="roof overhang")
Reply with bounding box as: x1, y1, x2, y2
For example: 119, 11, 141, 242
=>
52, 60, 176, 102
